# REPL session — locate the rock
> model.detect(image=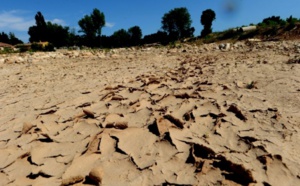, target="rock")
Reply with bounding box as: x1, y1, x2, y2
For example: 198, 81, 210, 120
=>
219, 43, 231, 51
